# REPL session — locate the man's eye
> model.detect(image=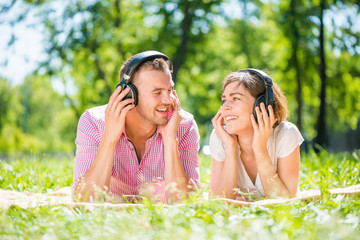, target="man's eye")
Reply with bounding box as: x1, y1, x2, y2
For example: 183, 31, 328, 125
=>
154, 92, 161, 95
234, 97, 240, 101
